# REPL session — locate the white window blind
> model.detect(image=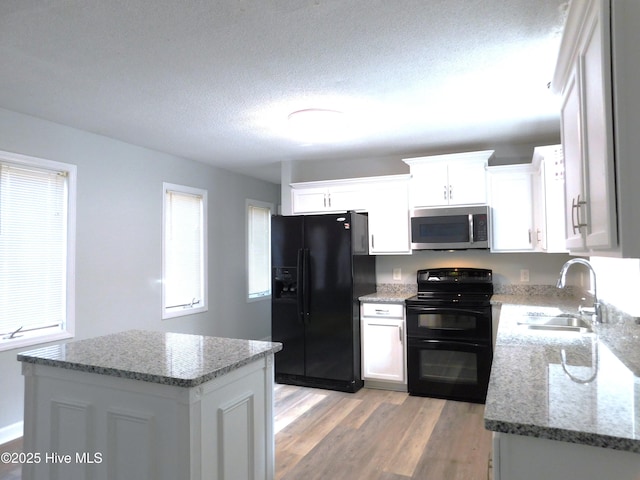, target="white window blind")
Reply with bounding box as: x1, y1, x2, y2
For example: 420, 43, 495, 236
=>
163, 183, 207, 318
0, 158, 74, 349
247, 201, 271, 300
